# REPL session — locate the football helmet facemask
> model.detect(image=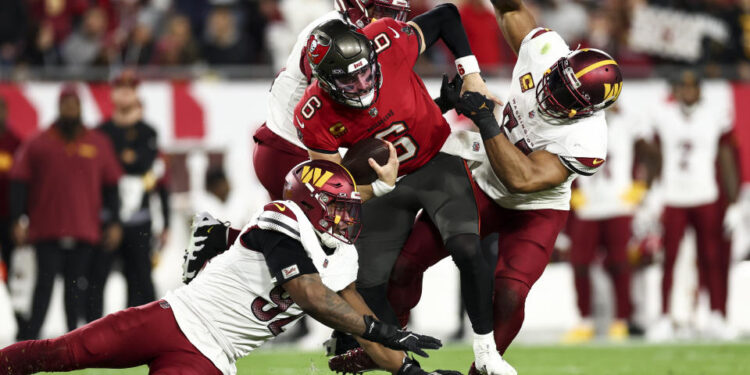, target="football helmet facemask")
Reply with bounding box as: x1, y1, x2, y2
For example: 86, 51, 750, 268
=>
536, 48, 623, 121
307, 20, 380, 109
283, 160, 362, 245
